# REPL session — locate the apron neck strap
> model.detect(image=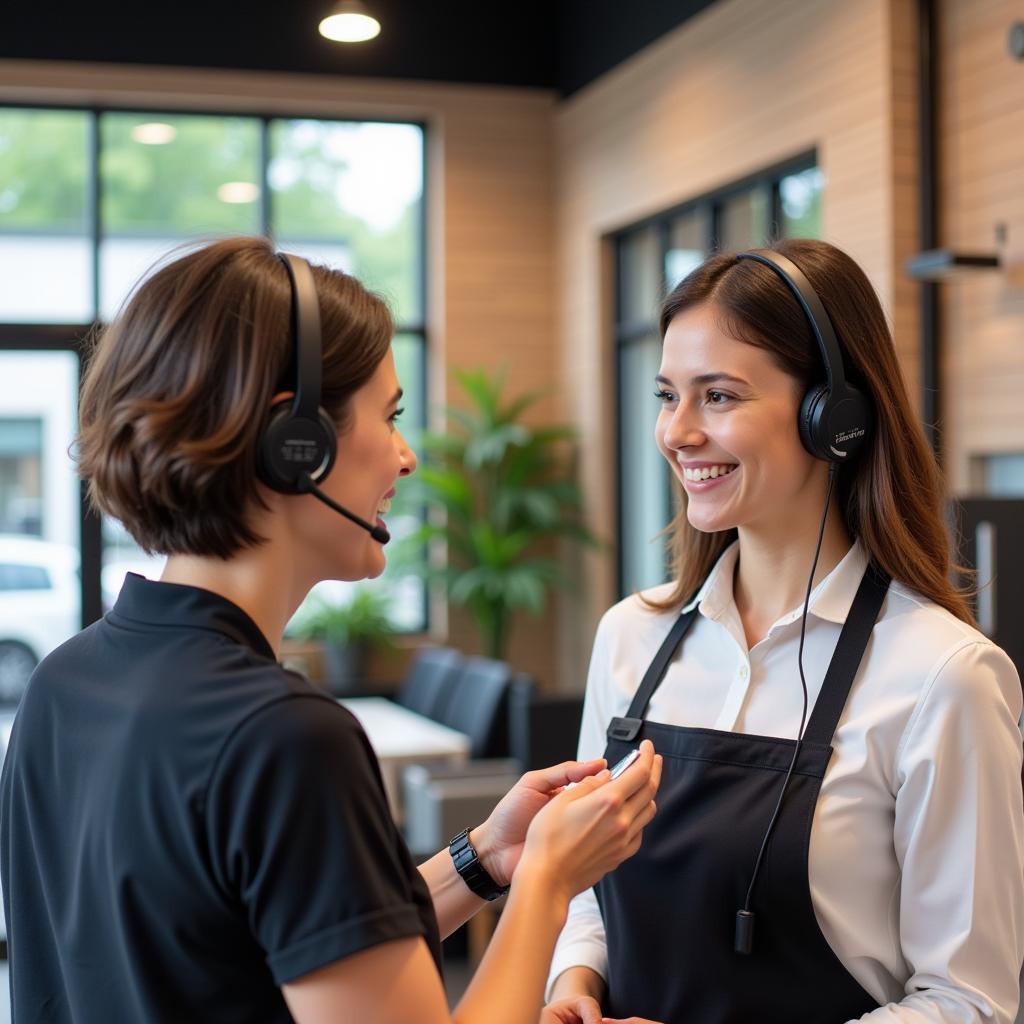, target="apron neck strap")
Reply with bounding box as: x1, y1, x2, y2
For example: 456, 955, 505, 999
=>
607, 606, 699, 742
606, 564, 891, 747
801, 564, 890, 746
